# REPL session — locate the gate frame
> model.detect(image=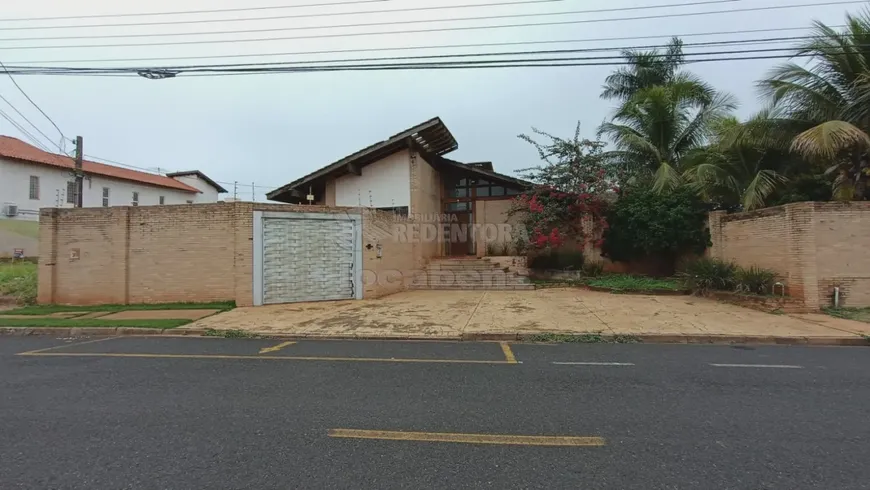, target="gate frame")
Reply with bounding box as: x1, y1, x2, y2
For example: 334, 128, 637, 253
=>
253, 210, 364, 306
